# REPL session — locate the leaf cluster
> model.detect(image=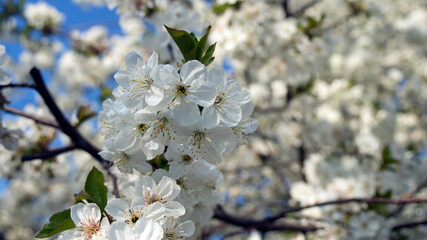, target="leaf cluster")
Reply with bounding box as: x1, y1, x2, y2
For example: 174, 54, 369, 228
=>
165, 25, 216, 66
